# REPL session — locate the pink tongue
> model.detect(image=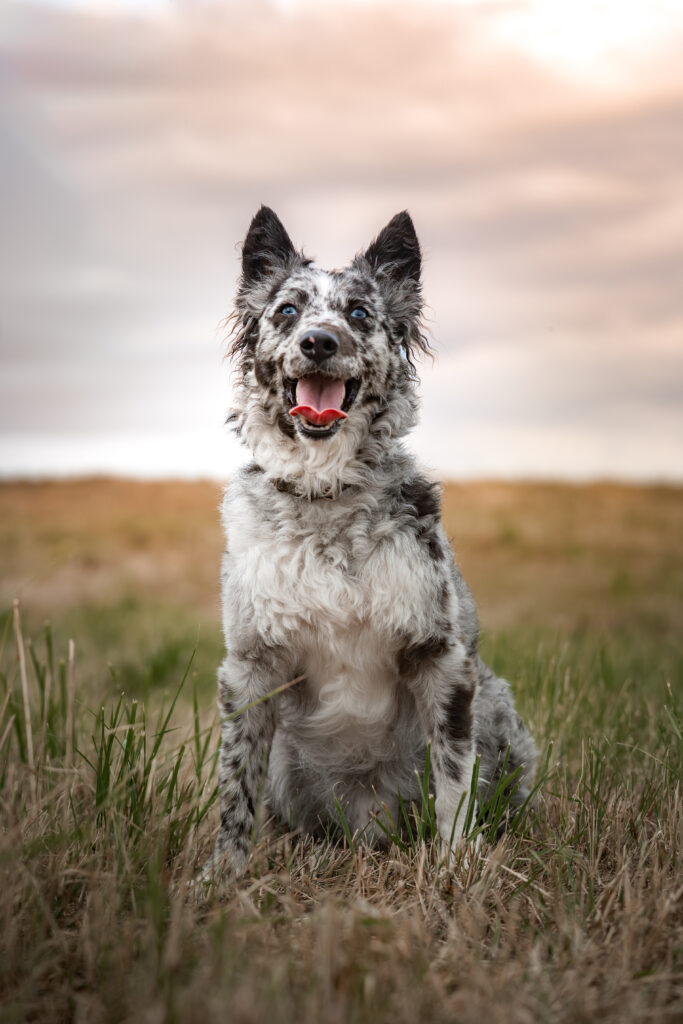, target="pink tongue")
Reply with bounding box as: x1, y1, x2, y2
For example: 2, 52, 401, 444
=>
290, 375, 347, 427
